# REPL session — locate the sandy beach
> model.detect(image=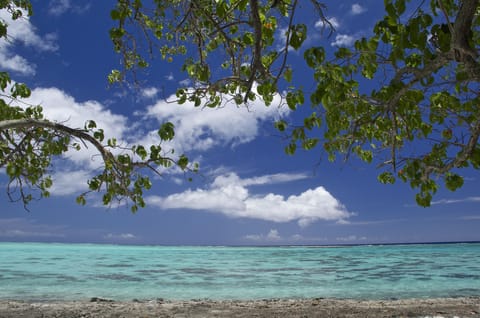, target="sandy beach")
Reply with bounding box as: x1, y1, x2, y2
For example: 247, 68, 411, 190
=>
0, 297, 479, 318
